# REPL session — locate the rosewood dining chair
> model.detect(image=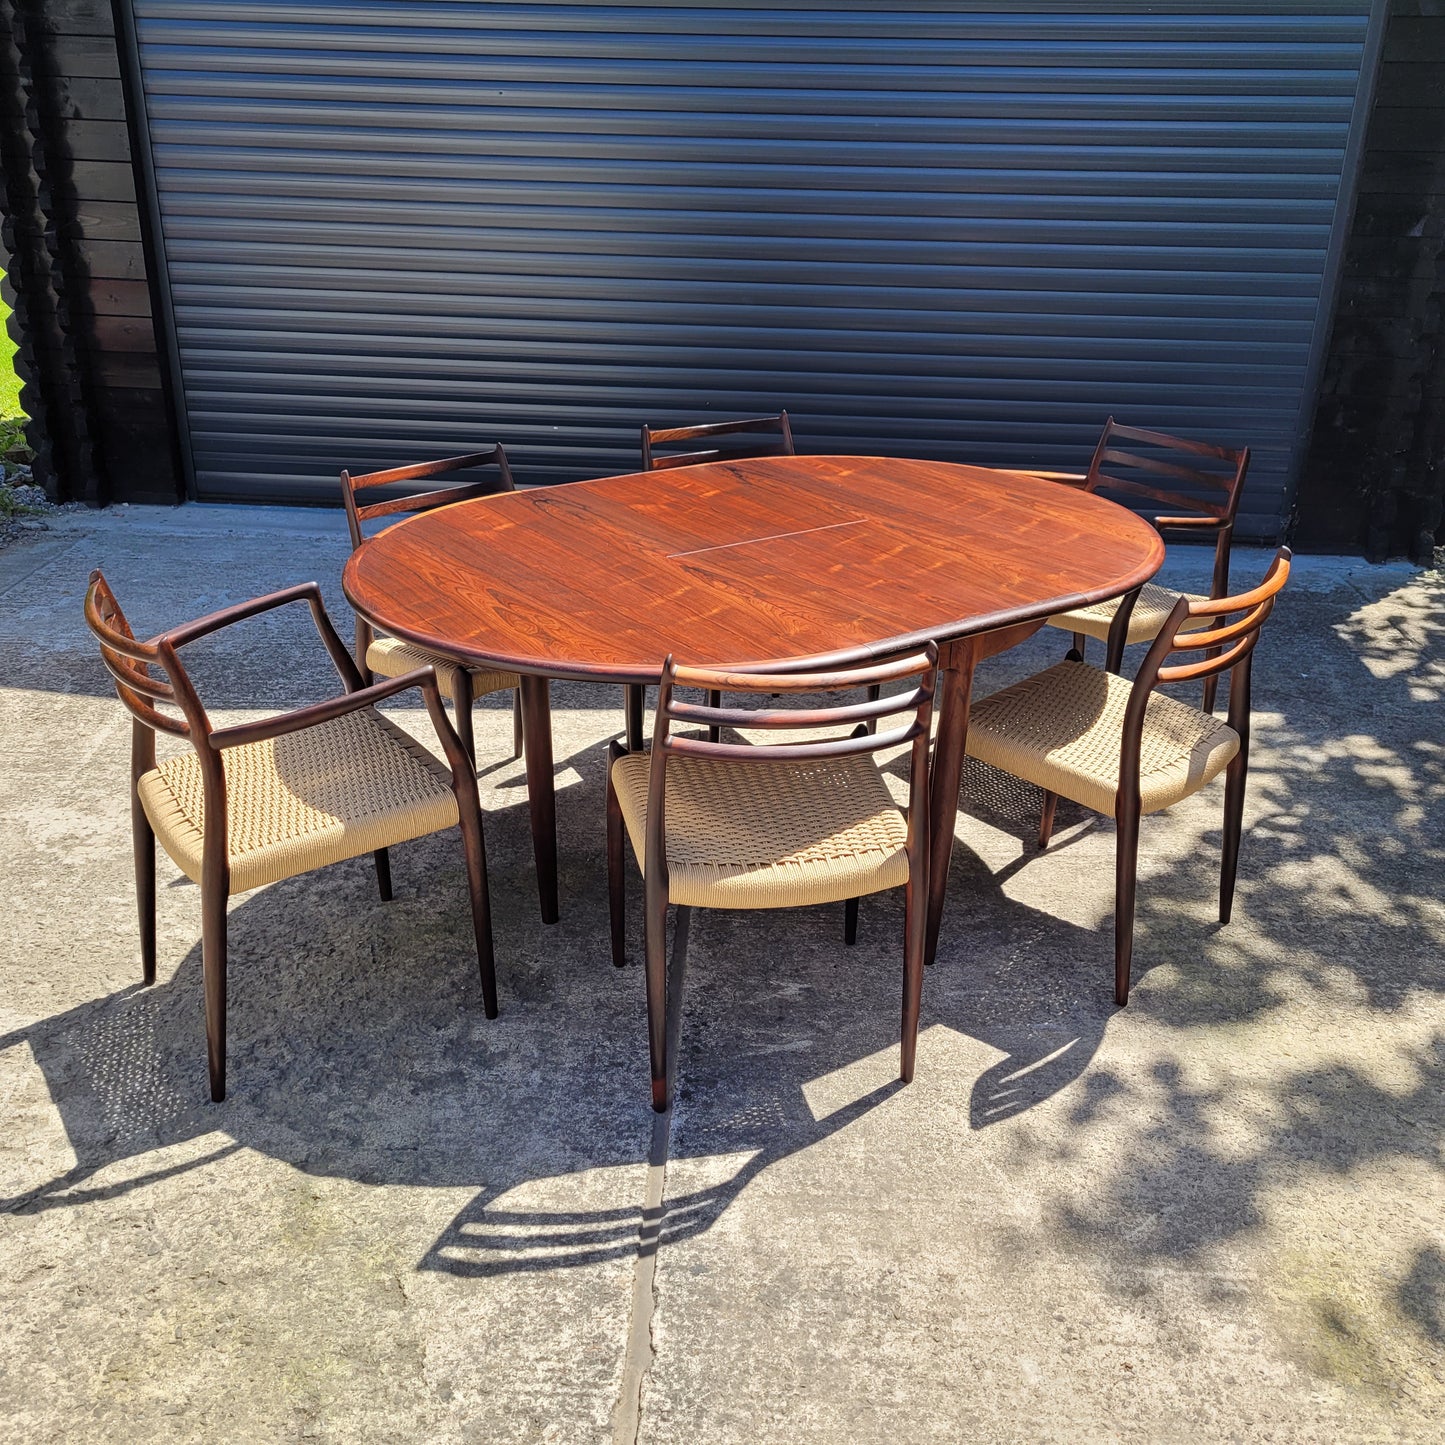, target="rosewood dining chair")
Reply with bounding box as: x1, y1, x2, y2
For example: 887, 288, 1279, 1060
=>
964, 548, 1291, 1007
606, 648, 936, 1111
639, 410, 794, 472
1039, 418, 1250, 713
84, 571, 497, 1103
341, 446, 524, 763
